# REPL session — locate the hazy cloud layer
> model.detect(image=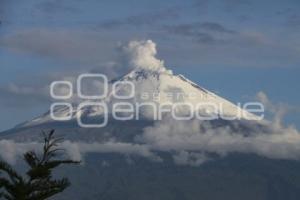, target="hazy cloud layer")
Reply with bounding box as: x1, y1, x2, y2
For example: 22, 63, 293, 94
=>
35, 0, 81, 15
1, 0, 300, 69
0, 83, 50, 107
0, 29, 116, 65
99, 8, 179, 29
163, 22, 237, 44
1, 92, 300, 167
0, 140, 160, 165
1, 117, 299, 166
140, 117, 300, 162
